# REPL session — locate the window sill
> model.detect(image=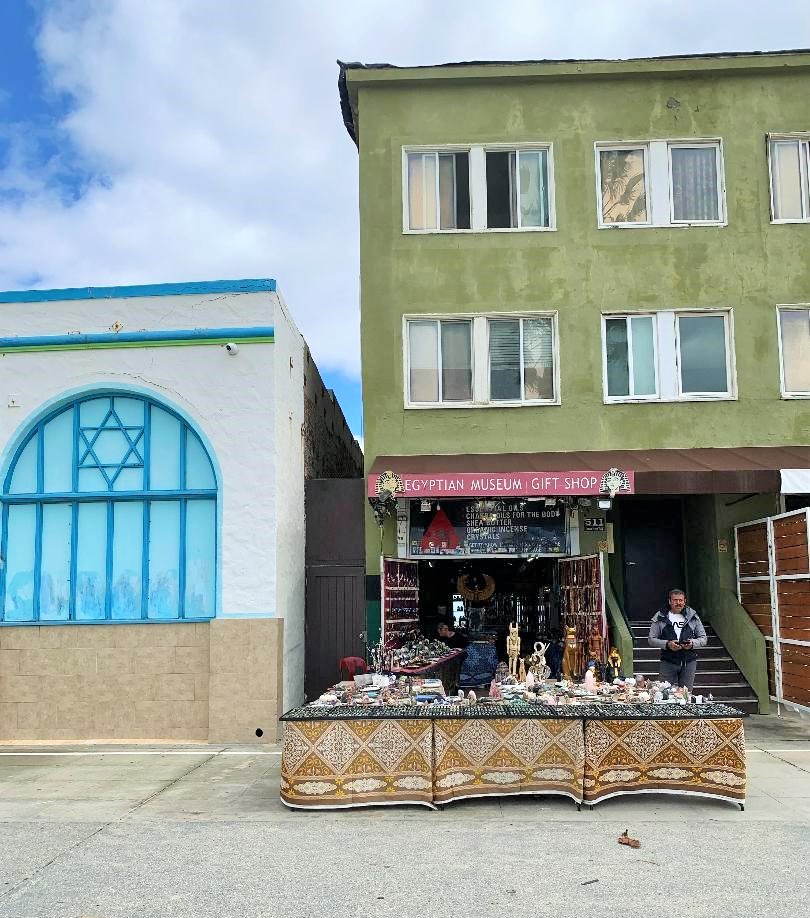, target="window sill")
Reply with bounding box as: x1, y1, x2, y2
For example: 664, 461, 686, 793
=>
604, 395, 737, 404
405, 400, 561, 410
597, 222, 727, 230
781, 392, 810, 399
770, 218, 810, 225
402, 227, 557, 235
